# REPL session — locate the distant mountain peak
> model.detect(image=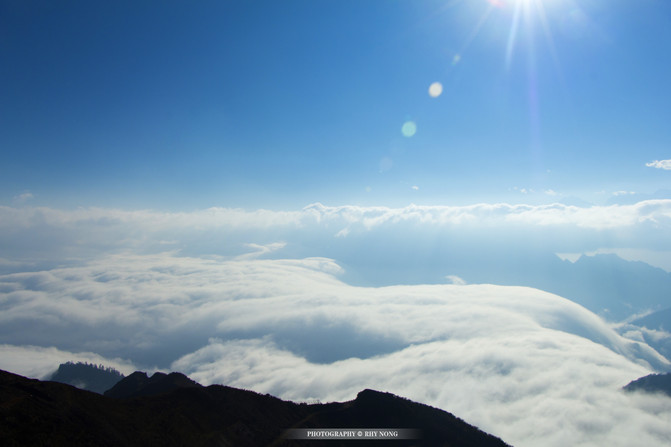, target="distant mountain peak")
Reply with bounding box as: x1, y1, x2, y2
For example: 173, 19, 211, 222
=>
624, 372, 671, 397
49, 361, 124, 394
